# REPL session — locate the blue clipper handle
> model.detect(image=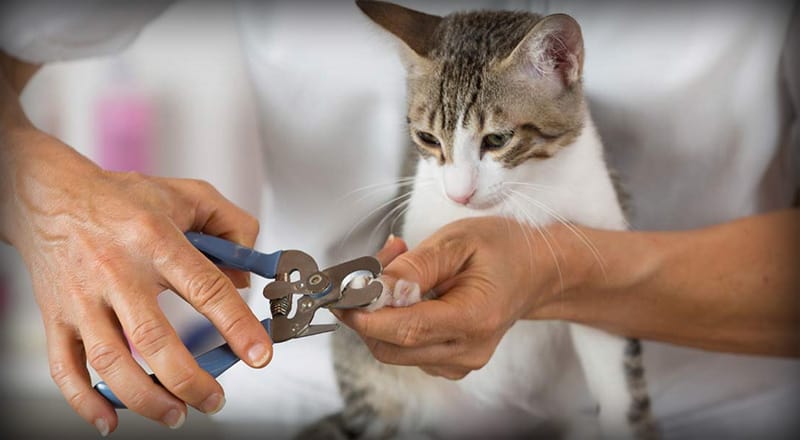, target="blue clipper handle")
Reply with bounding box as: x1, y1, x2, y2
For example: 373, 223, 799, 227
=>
184, 231, 282, 280
95, 319, 272, 409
